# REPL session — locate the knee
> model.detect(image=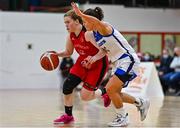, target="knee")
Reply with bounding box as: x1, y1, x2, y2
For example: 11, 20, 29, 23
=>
62, 77, 75, 95
80, 88, 94, 101
106, 82, 124, 96
63, 75, 81, 95
106, 85, 116, 96
63, 83, 74, 95
80, 92, 89, 101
